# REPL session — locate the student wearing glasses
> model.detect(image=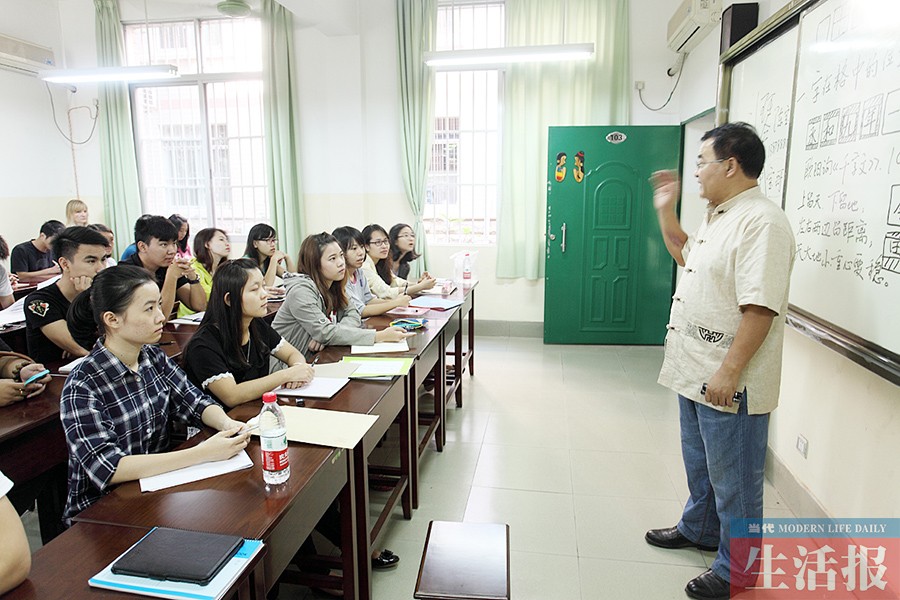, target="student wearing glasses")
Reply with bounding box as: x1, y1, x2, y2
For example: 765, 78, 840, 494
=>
360, 224, 435, 300
389, 223, 421, 280
60, 266, 250, 525
332, 226, 411, 317
244, 223, 295, 288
